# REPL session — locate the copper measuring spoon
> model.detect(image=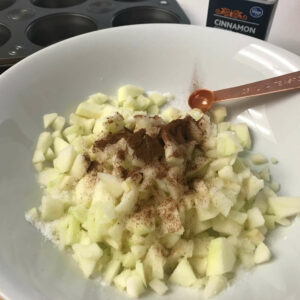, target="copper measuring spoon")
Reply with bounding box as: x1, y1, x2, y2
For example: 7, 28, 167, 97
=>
188, 70, 300, 112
